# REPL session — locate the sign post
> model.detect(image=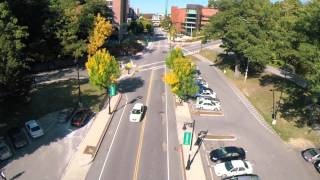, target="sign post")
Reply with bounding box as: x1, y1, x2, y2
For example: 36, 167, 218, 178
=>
107, 84, 117, 114
183, 132, 192, 145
